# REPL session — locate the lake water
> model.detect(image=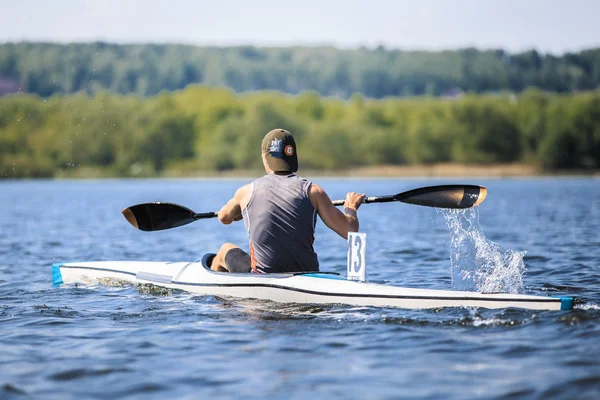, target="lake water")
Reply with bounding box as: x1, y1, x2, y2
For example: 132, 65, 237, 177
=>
1, 177, 599, 399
